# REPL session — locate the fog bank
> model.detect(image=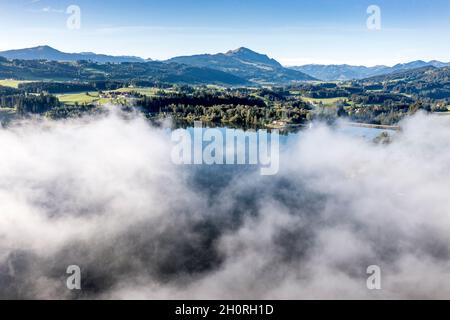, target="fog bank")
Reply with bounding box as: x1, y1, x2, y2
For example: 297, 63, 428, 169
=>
0, 112, 449, 299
